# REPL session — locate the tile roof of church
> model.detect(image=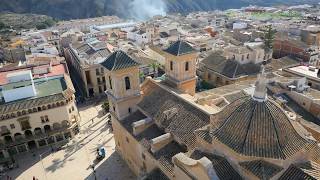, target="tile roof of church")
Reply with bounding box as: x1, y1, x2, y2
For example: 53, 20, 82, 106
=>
210, 96, 315, 159
279, 161, 320, 180
190, 149, 243, 180
240, 160, 283, 179
164, 40, 195, 56
137, 82, 210, 148
100, 50, 139, 71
